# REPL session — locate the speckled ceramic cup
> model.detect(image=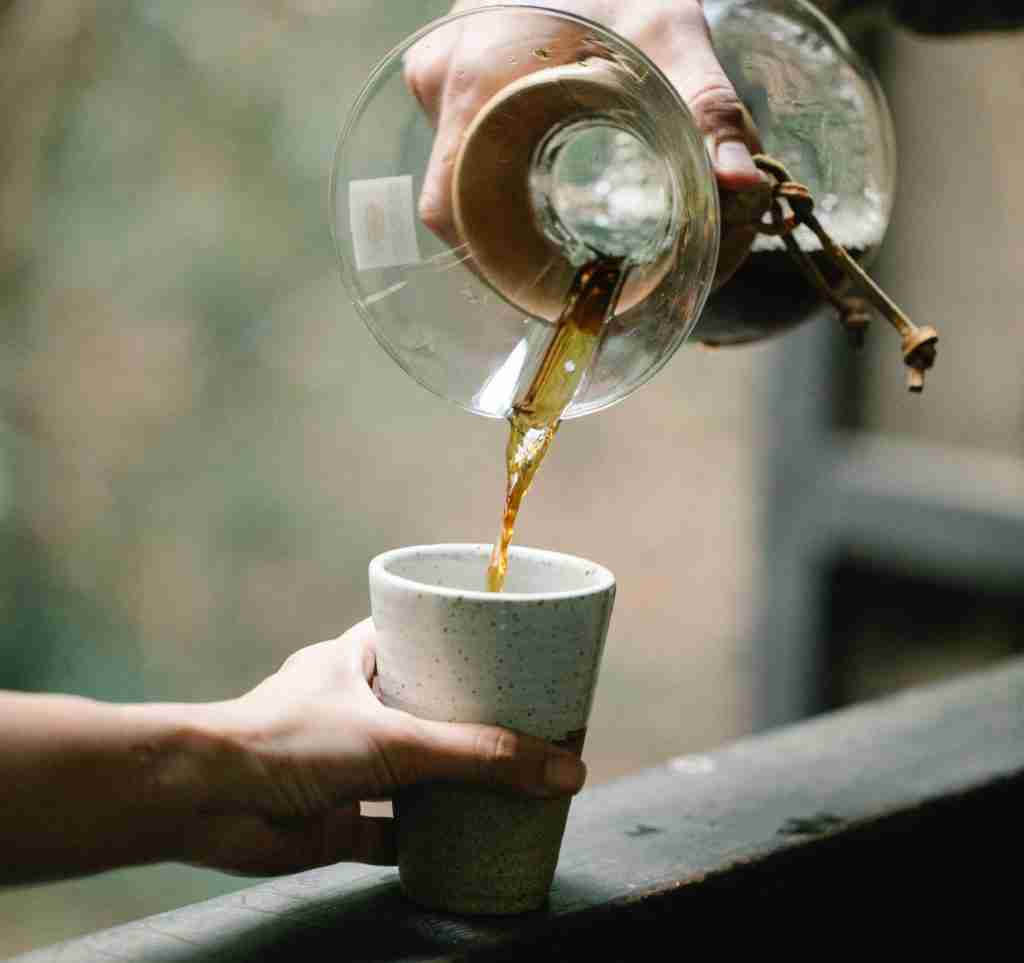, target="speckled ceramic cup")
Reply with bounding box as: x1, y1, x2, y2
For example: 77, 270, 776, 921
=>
369, 543, 615, 915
